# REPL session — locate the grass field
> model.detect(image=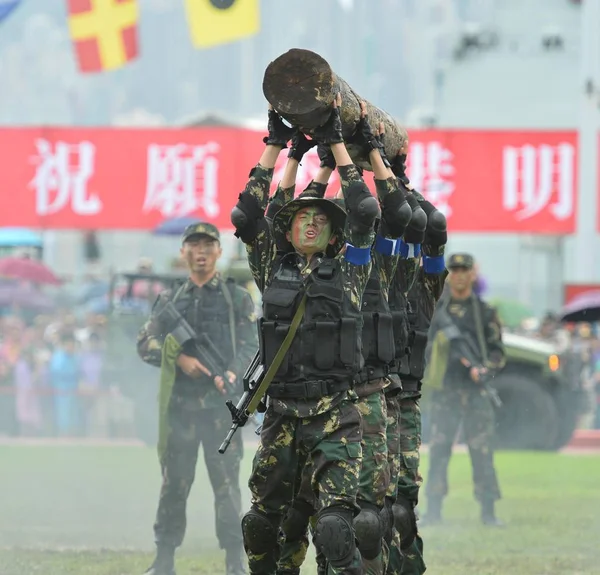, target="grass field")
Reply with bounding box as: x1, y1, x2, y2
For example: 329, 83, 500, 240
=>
0, 444, 598, 575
